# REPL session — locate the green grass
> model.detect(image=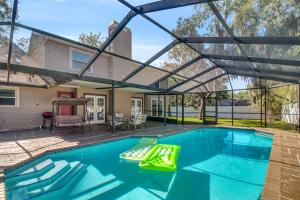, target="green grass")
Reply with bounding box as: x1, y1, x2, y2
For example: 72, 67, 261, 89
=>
167, 116, 298, 132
